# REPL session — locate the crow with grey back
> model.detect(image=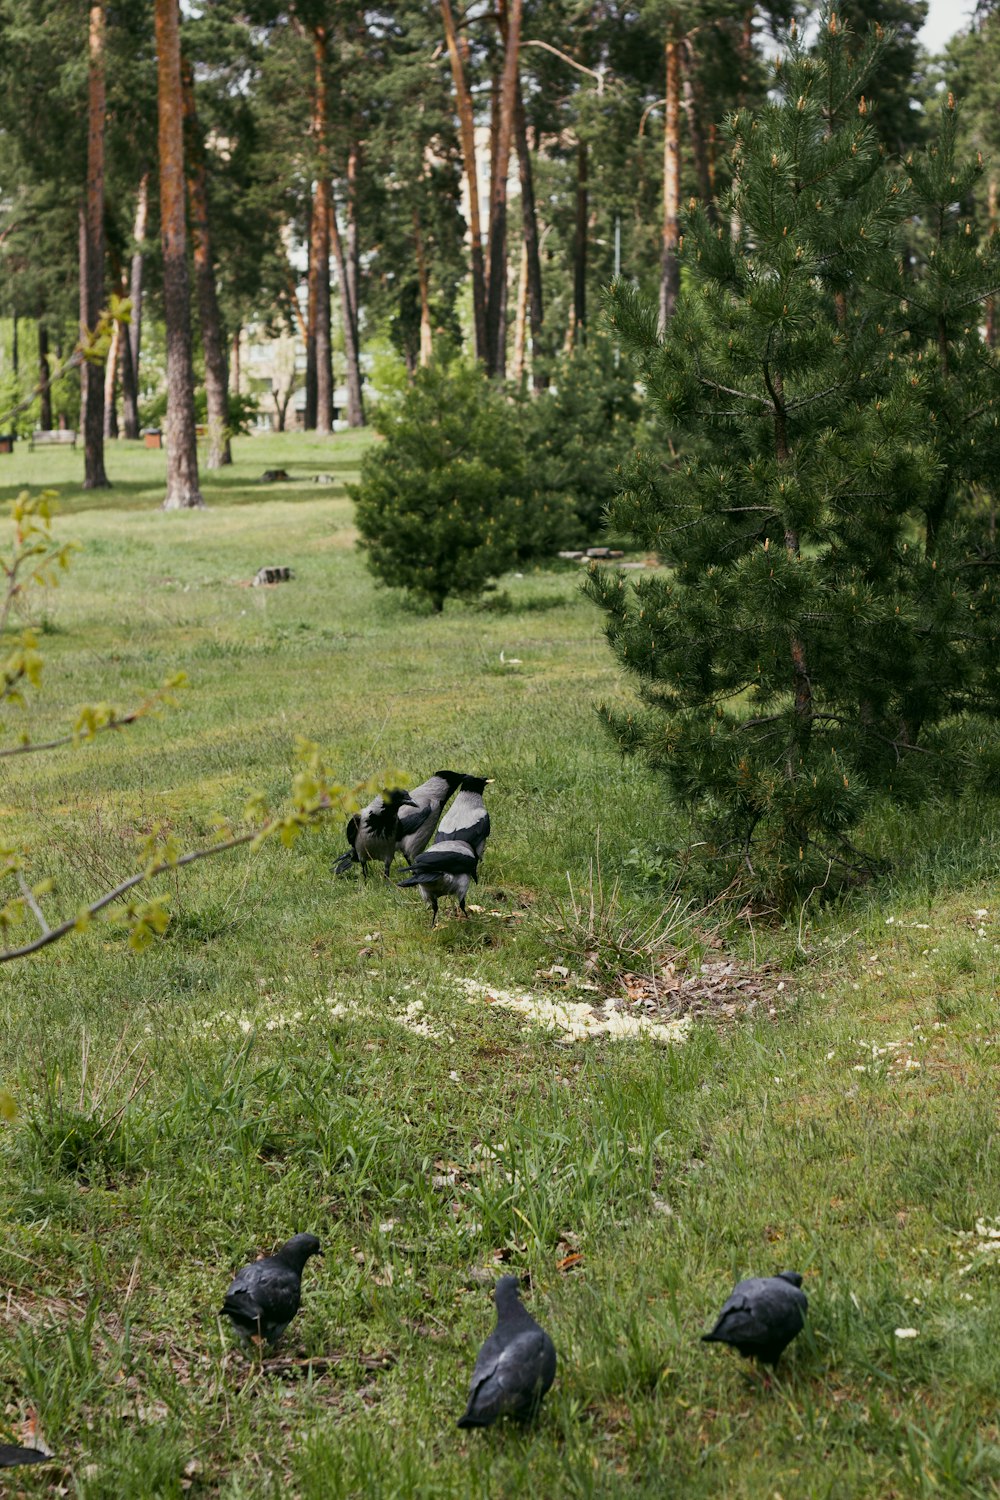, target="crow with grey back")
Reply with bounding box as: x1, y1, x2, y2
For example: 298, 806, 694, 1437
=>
331, 787, 418, 878
397, 775, 491, 924
701, 1271, 807, 1369
457, 1275, 557, 1428
395, 770, 467, 864
219, 1232, 322, 1348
